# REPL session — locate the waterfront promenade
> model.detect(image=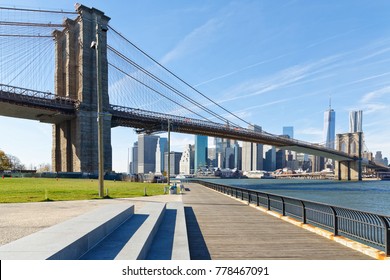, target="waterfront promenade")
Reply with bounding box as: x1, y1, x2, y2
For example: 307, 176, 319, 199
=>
0, 183, 373, 259
182, 183, 372, 260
